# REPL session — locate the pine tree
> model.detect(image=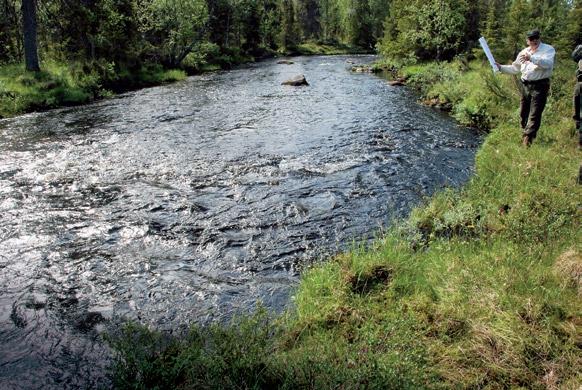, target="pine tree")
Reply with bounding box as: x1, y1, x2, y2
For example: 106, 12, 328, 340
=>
556, 0, 582, 53
295, 0, 320, 40
483, 0, 508, 57
278, 0, 300, 50
504, 0, 531, 59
